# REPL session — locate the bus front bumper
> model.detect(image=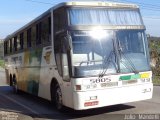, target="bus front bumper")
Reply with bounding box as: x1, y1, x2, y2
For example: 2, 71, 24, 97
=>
73, 83, 153, 110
